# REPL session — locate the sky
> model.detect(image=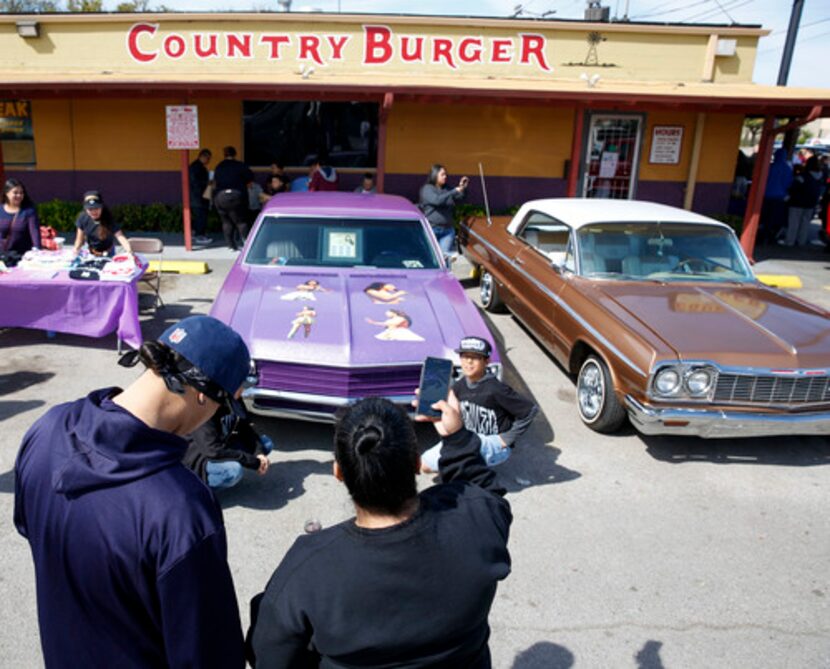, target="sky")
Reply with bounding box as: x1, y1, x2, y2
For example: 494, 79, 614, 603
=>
104, 0, 829, 88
